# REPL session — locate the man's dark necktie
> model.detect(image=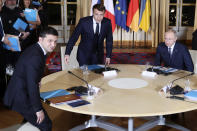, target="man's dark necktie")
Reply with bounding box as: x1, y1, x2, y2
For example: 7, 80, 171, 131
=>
168, 47, 172, 58
93, 23, 99, 52
96, 23, 99, 35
